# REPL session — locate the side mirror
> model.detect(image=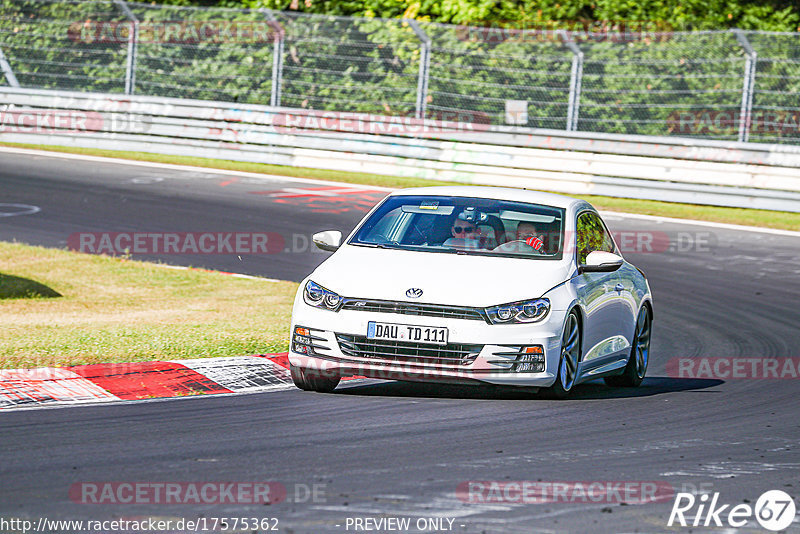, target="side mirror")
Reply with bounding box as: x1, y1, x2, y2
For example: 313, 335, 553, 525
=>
312, 230, 342, 252
579, 251, 624, 274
